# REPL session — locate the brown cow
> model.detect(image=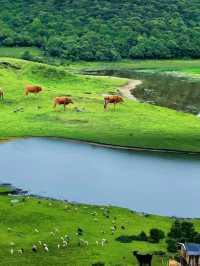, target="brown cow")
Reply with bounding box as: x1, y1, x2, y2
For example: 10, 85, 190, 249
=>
104, 95, 124, 110
0, 88, 4, 100
168, 260, 180, 266
25, 85, 42, 96
53, 96, 73, 110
